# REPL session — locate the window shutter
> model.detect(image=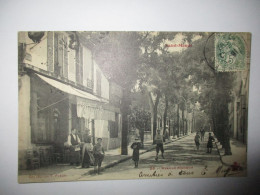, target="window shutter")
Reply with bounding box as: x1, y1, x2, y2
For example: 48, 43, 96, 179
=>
47, 32, 54, 72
